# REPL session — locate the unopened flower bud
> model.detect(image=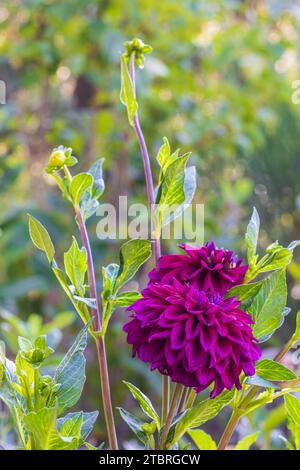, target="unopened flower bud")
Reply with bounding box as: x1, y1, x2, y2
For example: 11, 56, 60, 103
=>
49, 150, 66, 168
